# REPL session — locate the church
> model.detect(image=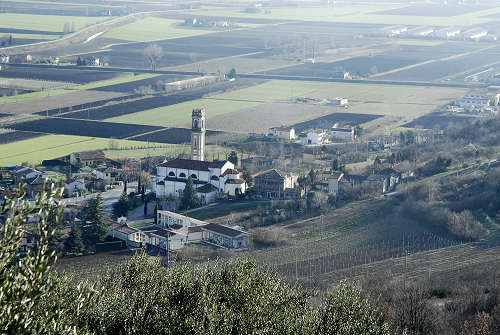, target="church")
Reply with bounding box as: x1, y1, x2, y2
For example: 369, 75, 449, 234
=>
154, 109, 247, 203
